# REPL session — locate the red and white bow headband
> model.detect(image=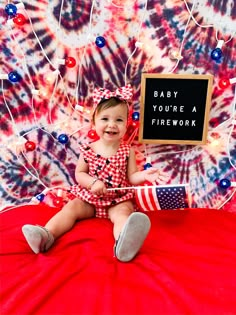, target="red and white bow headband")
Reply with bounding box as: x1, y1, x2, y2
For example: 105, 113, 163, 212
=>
93, 84, 133, 108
